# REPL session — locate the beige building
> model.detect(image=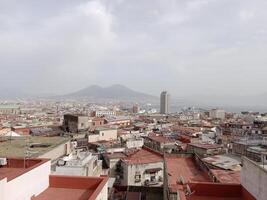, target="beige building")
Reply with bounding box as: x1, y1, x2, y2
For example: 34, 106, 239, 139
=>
187, 143, 224, 157
88, 127, 118, 143
119, 147, 164, 186
209, 109, 225, 120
